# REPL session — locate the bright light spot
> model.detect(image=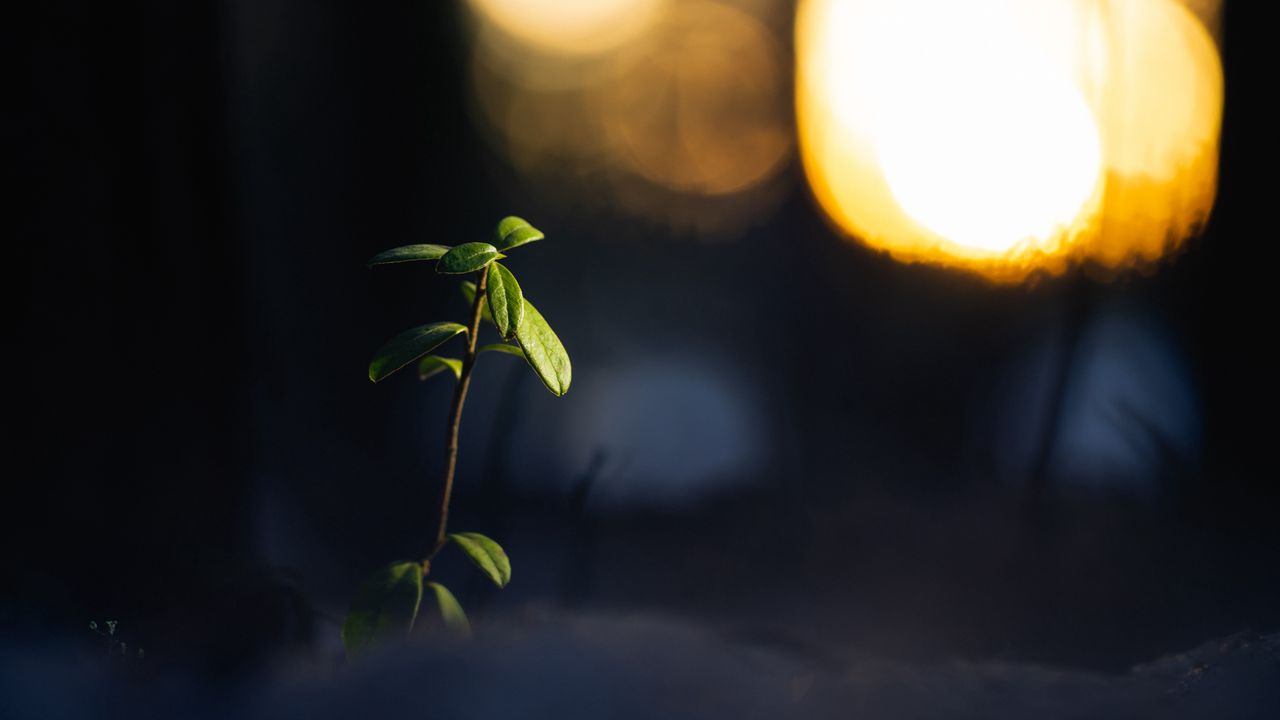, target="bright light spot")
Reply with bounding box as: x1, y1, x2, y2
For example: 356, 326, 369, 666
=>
797, 0, 1223, 280
468, 0, 664, 56
868, 1, 1102, 253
